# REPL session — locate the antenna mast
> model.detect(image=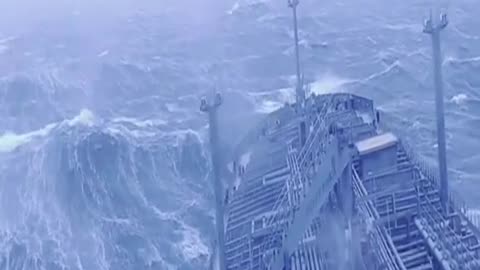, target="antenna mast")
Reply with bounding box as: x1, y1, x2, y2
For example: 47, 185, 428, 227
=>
423, 11, 449, 214
200, 92, 226, 270
289, 0, 305, 109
